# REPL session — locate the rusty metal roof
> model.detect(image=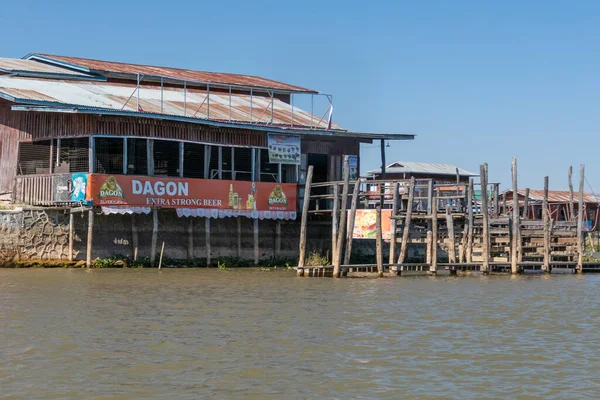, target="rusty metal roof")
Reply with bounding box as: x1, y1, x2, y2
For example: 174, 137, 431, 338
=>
0, 75, 341, 129
25, 54, 317, 93
513, 189, 600, 203
367, 161, 478, 177
0, 57, 98, 79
